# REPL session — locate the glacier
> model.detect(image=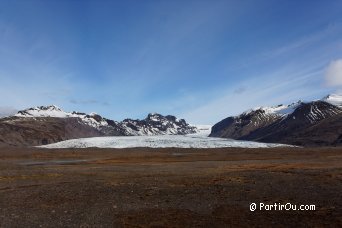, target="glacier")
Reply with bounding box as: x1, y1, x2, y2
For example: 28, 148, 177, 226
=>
40, 127, 290, 149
